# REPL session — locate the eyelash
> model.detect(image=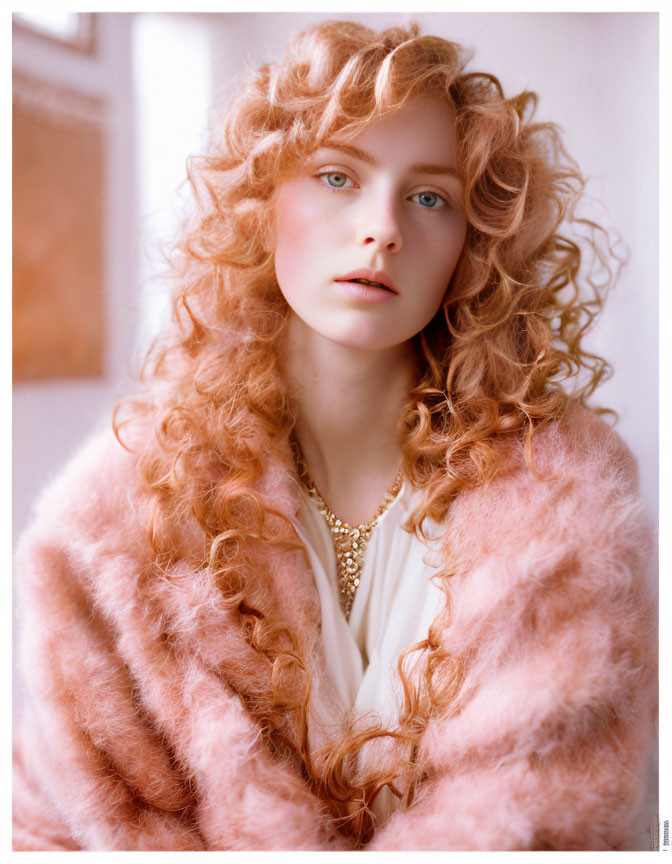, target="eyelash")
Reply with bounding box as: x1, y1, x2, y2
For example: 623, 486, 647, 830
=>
313, 170, 451, 209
